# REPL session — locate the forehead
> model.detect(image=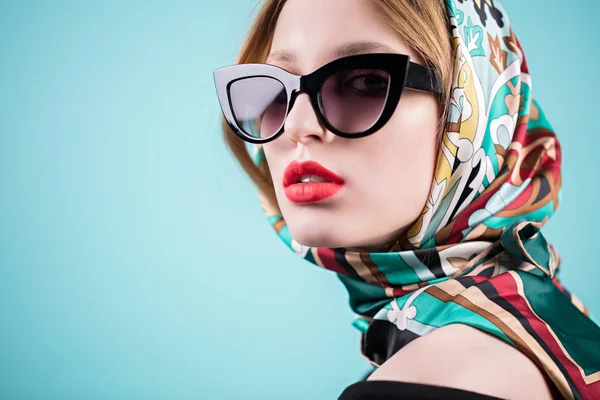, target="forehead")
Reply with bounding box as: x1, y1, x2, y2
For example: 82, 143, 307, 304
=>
267, 0, 415, 73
